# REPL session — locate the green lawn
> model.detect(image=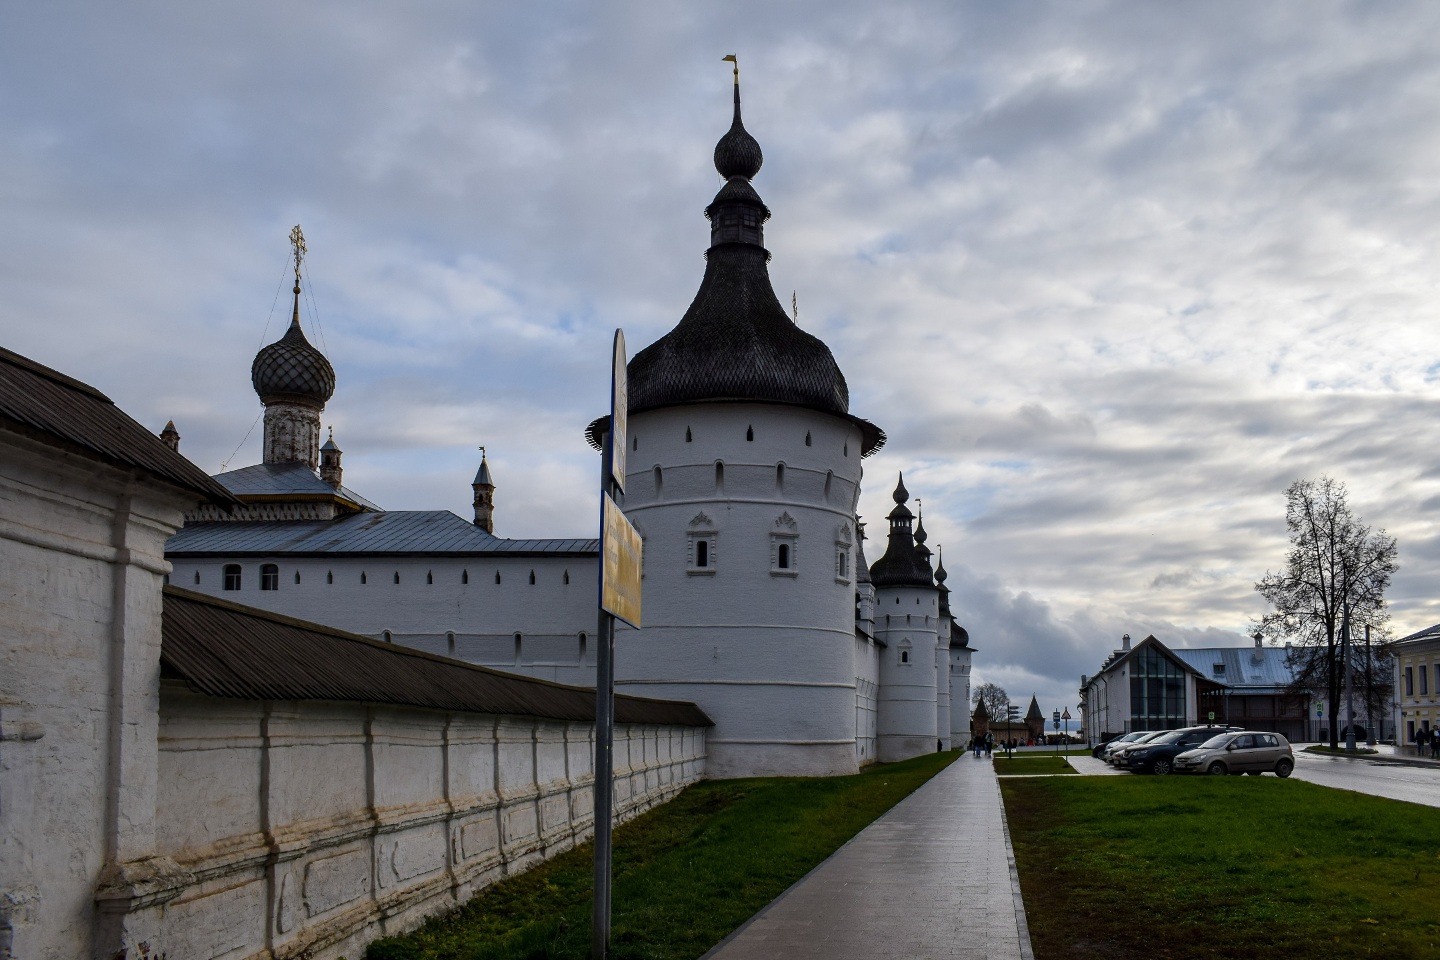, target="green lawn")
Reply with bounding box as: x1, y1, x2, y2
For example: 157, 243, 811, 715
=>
1002, 776, 1440, 959
367, 750, 959, 960
992, 755, 1076, 776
